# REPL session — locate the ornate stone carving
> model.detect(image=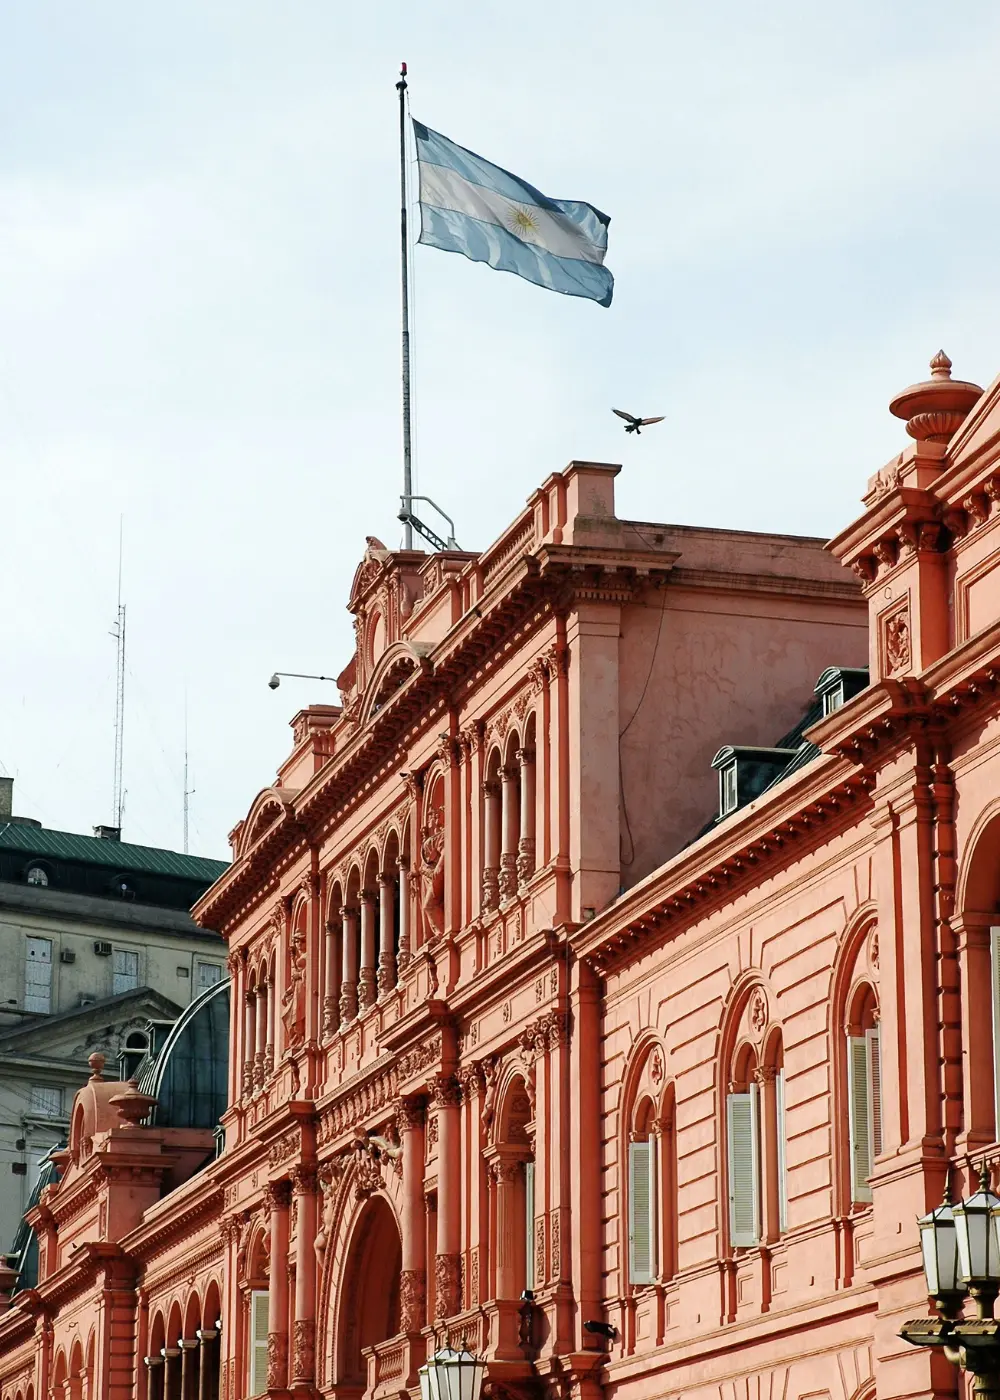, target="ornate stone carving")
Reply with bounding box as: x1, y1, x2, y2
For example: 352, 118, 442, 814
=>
498, 851, 519, 904
291, 1165, 317, 1195
292, 1319, 315, 1382
482, 866, 500, 914
355, 1154, 383, 1199
281, 927, 307, 1048
550, 1211, 561, 1279
263, 1180, 291, 1212
516, 837, 535, 885
885, 610, 911, 675
266, 1332, 287, 1390
434, 1252, 462, 1320
267, 1130, 299, 1169
649, 1047, 664, 1084
431, 1074, 461, 1109
868, 928, 880, 972
750, 989, 768, 1034
400, 1268, 427, 1333
396, 1097, 426, 1132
